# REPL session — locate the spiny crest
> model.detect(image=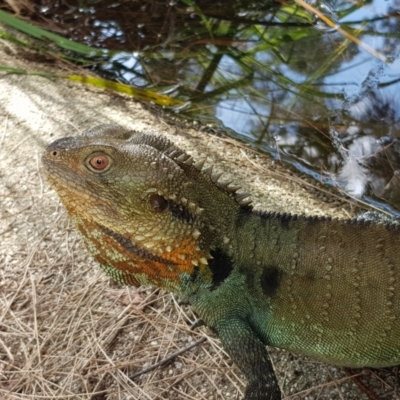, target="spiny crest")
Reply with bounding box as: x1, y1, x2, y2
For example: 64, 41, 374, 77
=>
168, 146, 253, 208
127, 128, 253, 208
